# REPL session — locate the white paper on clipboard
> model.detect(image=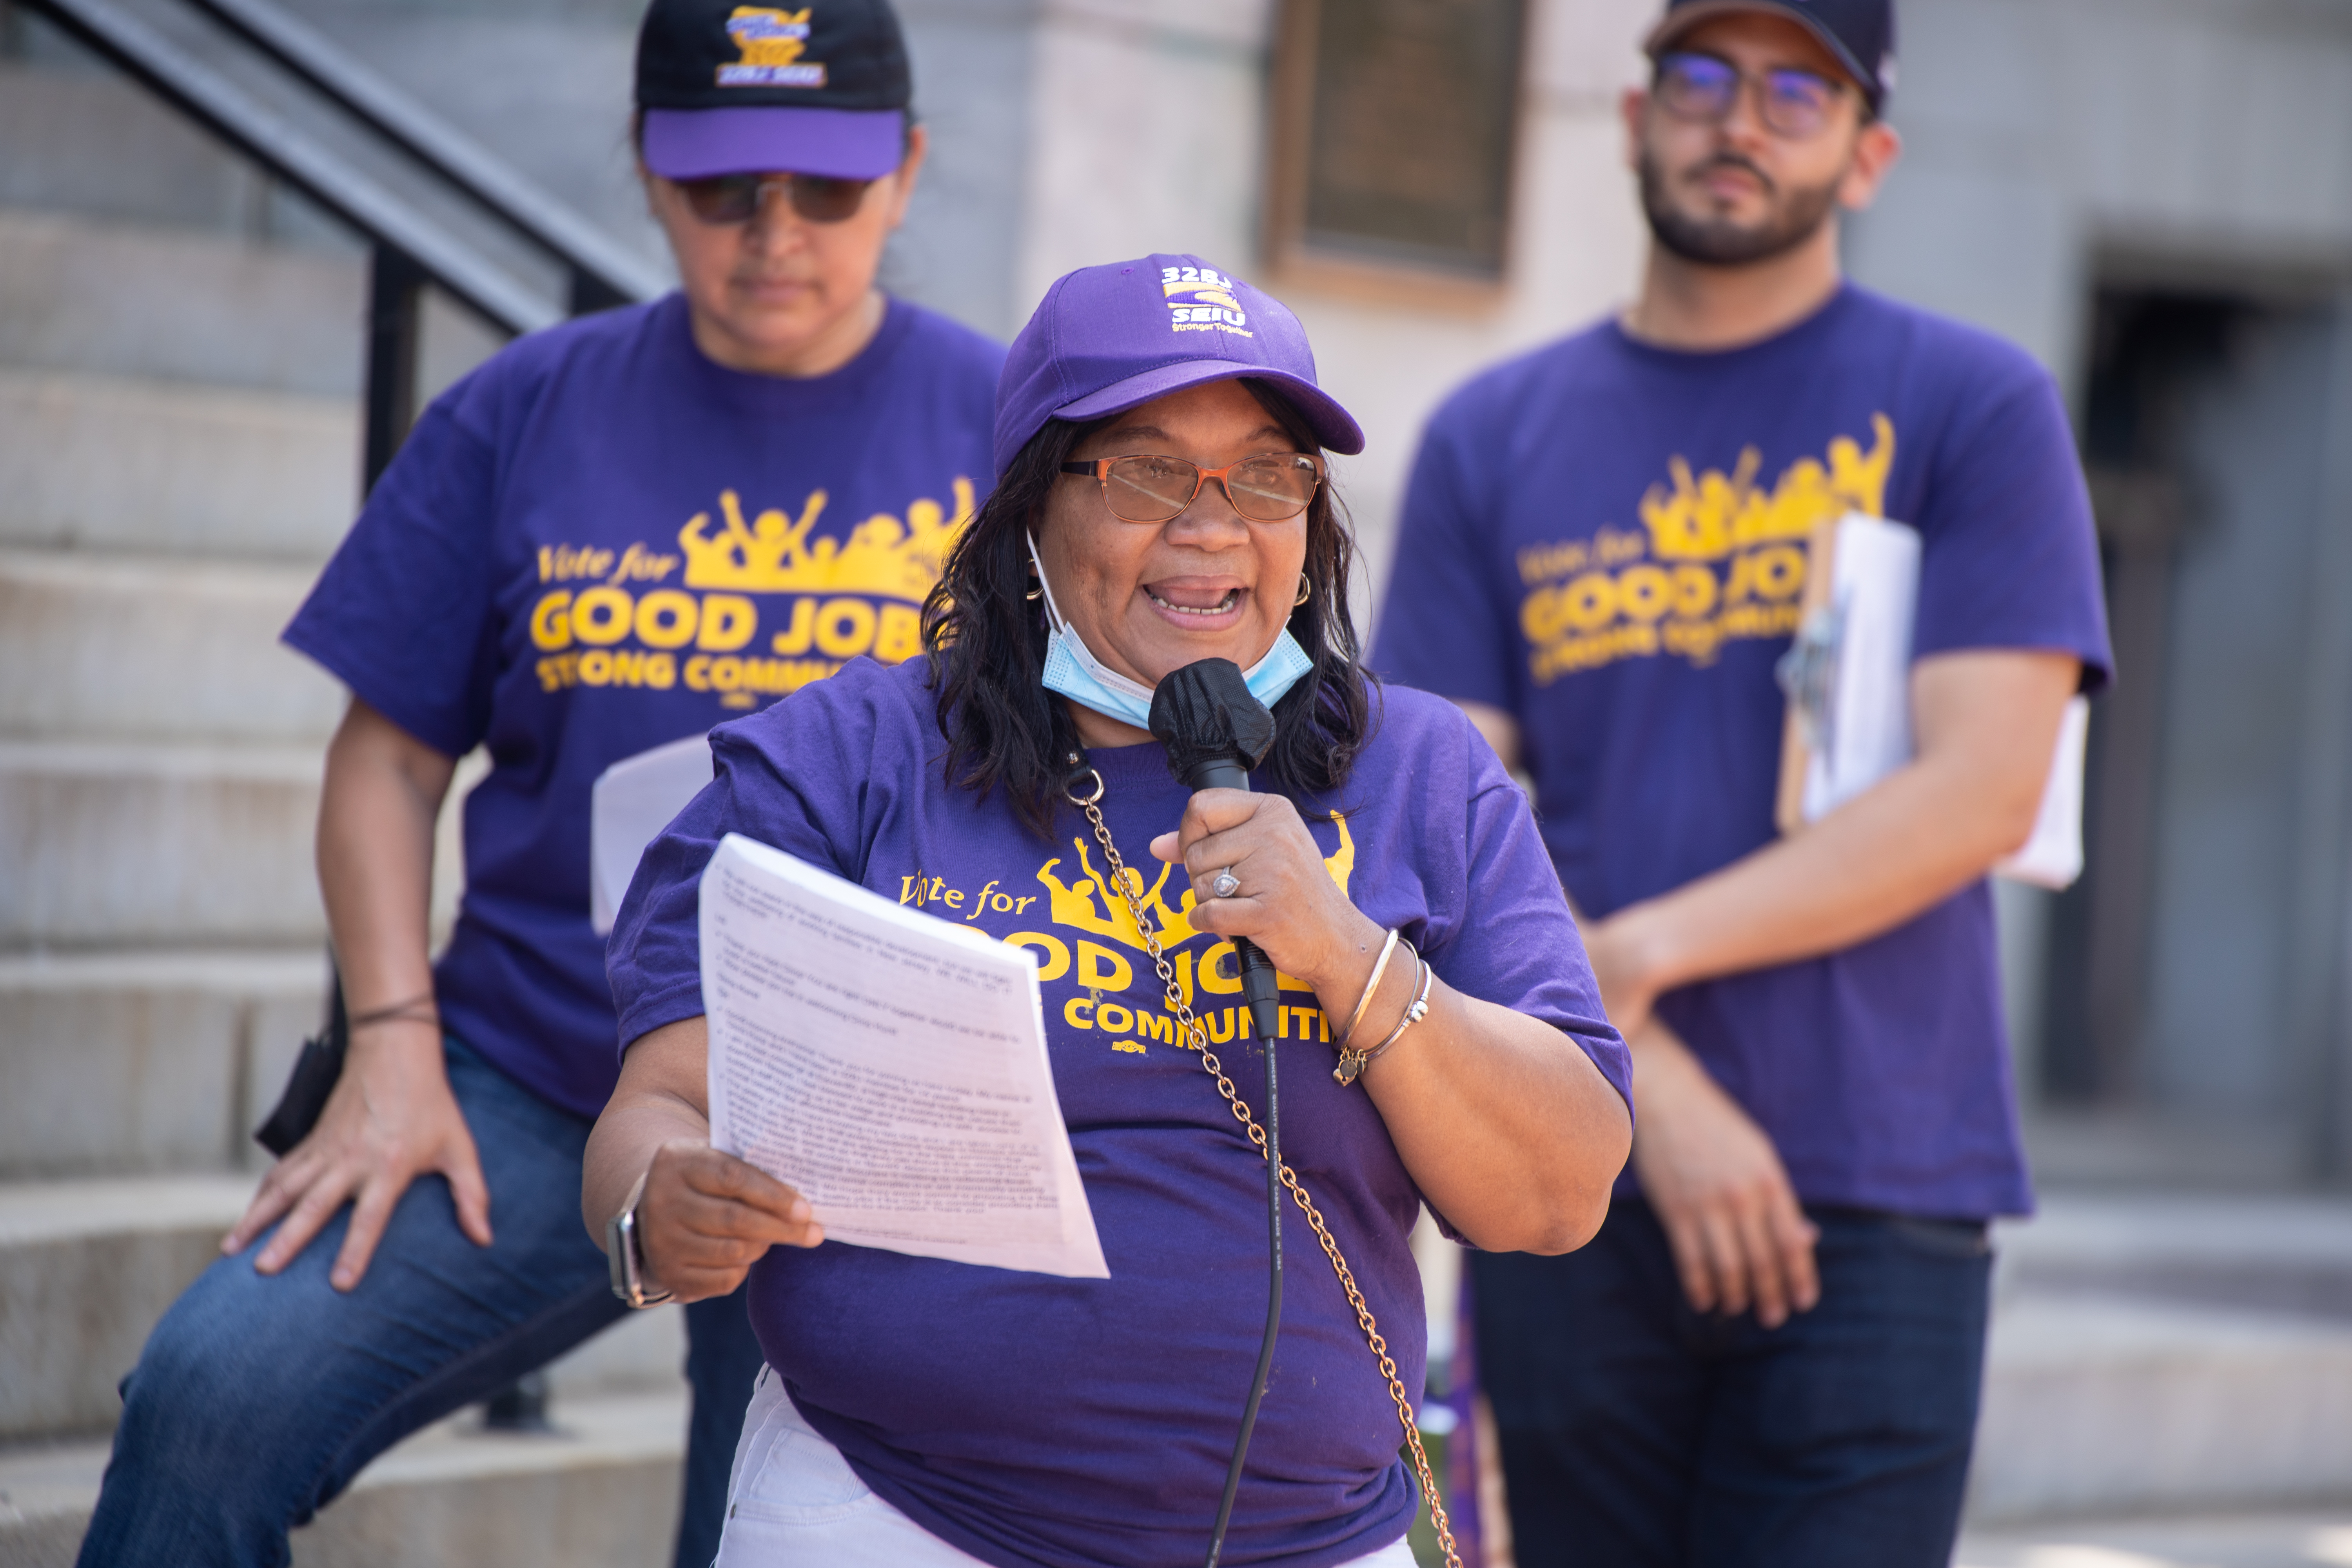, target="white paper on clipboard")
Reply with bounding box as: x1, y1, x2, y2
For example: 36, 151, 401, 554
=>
1993, 695, 2089, 889
1774, 512, 2086, 890
589, 734, 714, 935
